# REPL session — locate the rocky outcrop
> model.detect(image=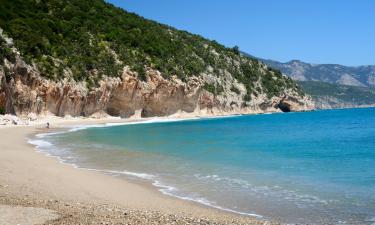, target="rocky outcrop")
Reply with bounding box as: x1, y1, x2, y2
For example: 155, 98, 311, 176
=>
106, 69, 202, 117
277, 97, 303, 112
0, 57, 314, 118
